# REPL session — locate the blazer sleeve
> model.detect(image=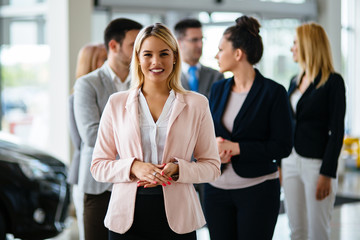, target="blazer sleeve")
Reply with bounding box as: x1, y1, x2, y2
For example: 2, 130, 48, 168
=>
320, 74, 346, 178
90, 96, 136, 183
238, 86, 293, 162
67, 95, 82, 184
69, 94, 81, 151
216, 71, 225, 81
176, 100, 221, 184
74, 77, 101, 147
209, 69, 224, 83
